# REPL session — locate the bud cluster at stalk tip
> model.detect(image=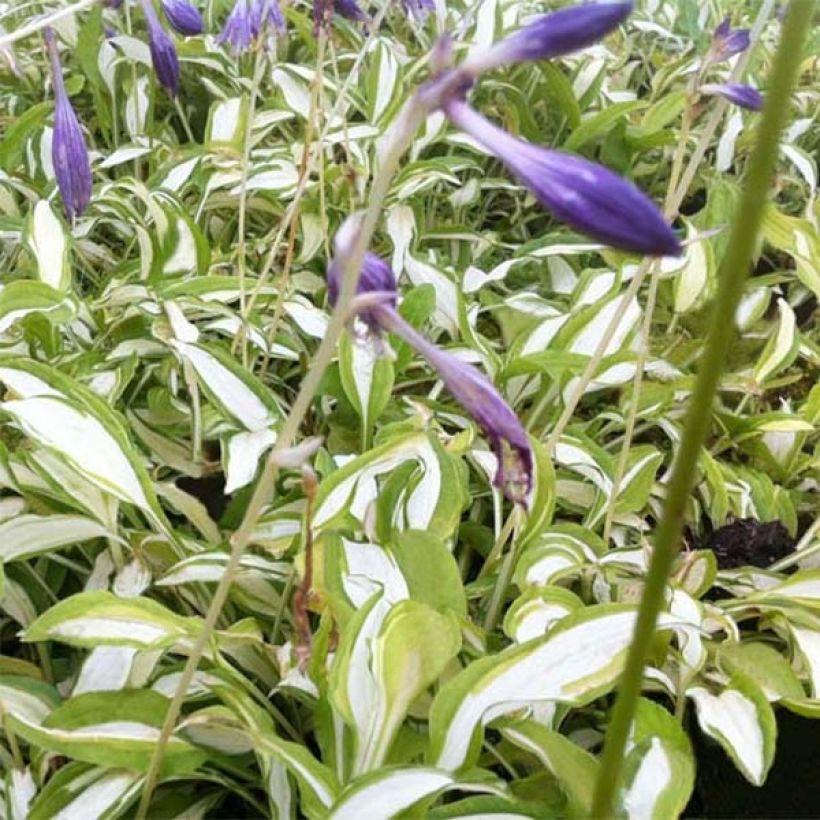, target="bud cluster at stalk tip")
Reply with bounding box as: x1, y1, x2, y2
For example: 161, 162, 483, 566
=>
219, 0, 286, 55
